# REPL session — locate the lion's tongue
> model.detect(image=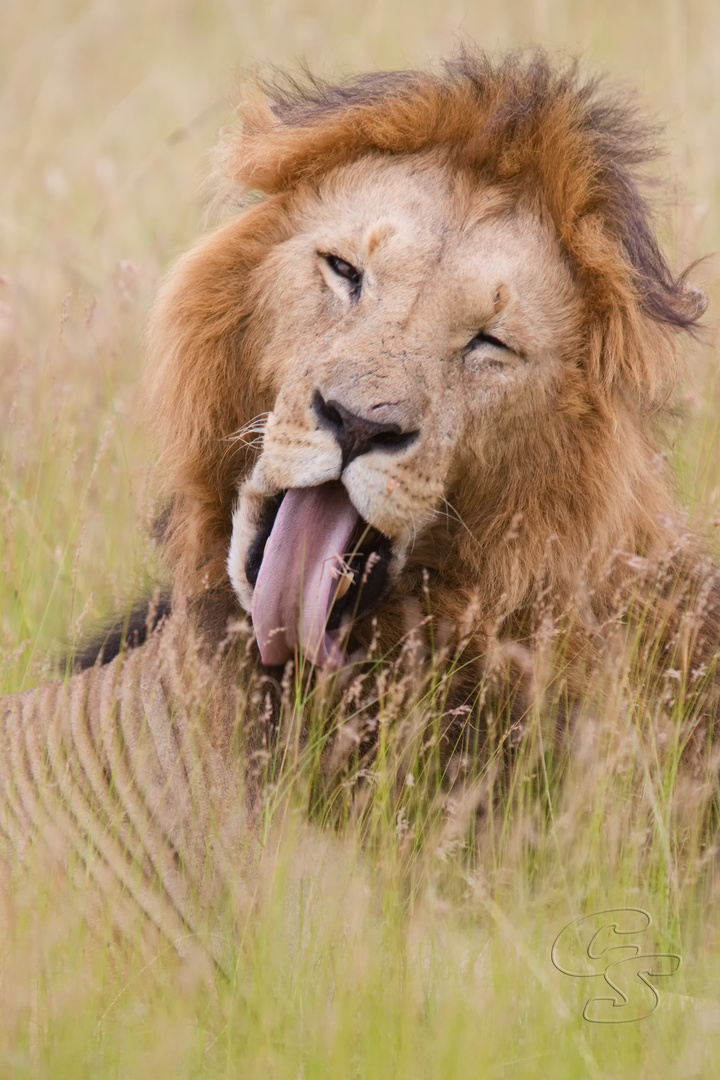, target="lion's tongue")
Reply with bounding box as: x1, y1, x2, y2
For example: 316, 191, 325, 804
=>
251, 483, 360, 667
